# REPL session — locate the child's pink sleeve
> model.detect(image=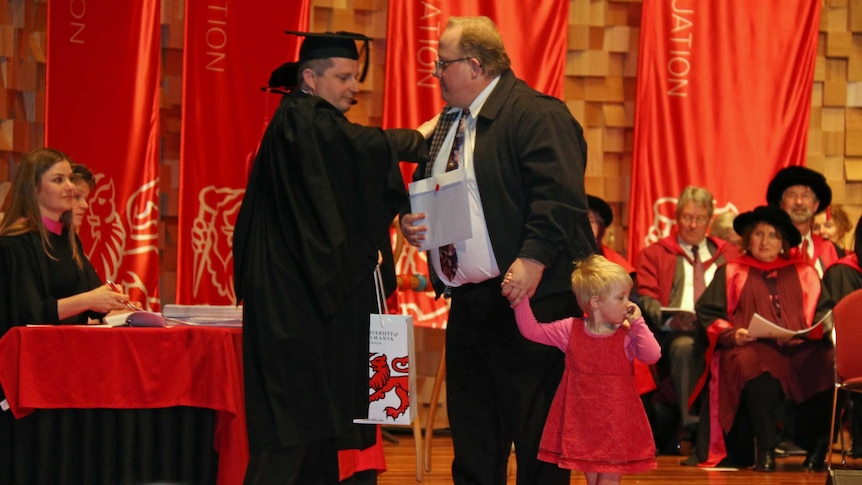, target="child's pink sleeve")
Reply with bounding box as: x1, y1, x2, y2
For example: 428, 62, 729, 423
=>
623, 316, 661, 364
513, 297, 572, 352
